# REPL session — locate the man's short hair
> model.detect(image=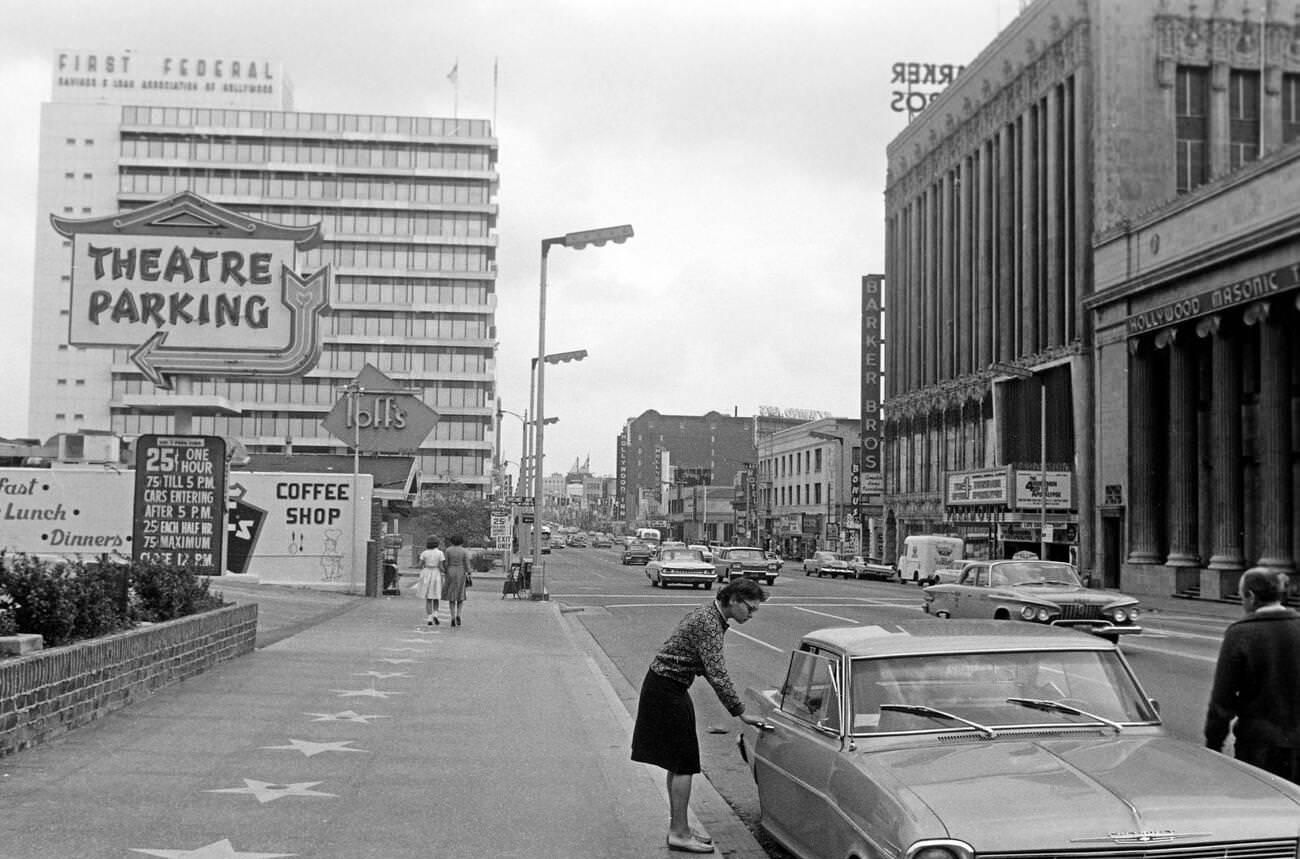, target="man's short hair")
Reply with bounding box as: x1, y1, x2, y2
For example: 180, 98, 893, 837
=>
718, 578, 768, 605
1240, 569, 1290, 605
